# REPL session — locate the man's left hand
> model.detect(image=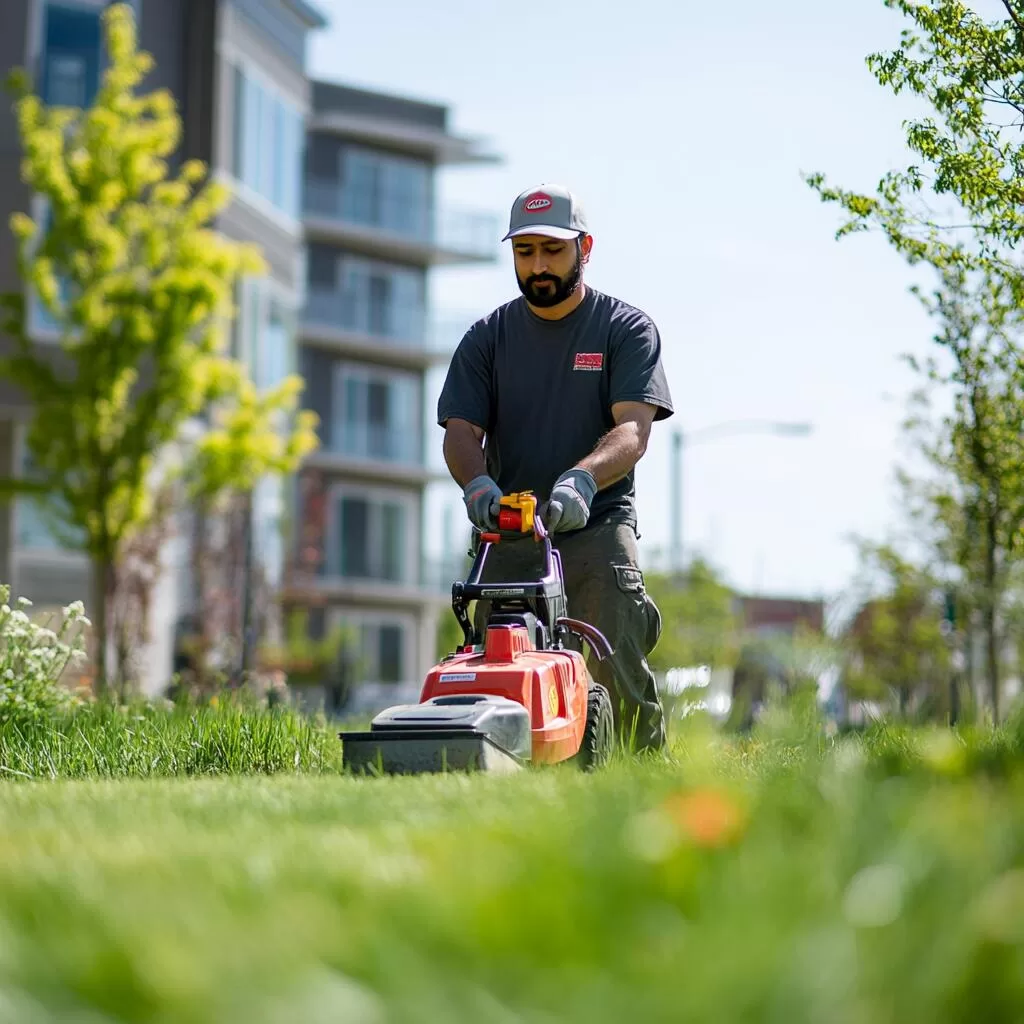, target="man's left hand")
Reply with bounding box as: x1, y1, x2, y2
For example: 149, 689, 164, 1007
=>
542, 468, 598, 533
